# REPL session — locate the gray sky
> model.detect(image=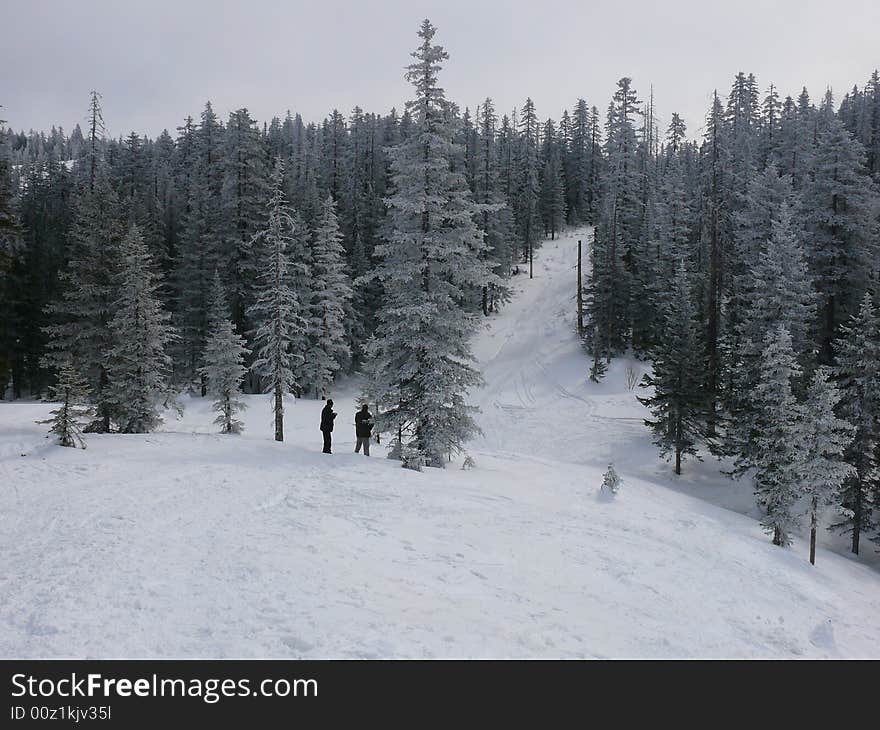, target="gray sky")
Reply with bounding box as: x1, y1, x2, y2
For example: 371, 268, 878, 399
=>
3, 0, 878, 142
